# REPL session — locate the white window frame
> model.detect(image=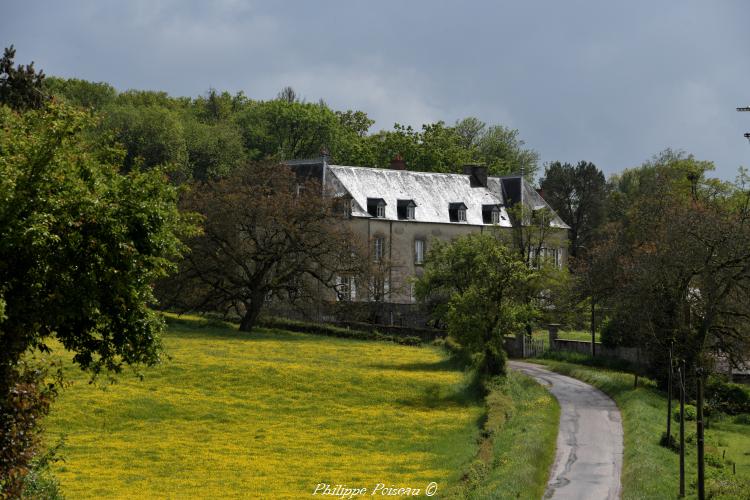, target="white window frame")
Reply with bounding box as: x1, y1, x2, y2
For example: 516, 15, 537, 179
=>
376, 203, 385, 218
406, 204, 416, 220
491, 210, 501, 224
373, 237, 384, 262
415, 239, 425, 265
457, 208, 467, 222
